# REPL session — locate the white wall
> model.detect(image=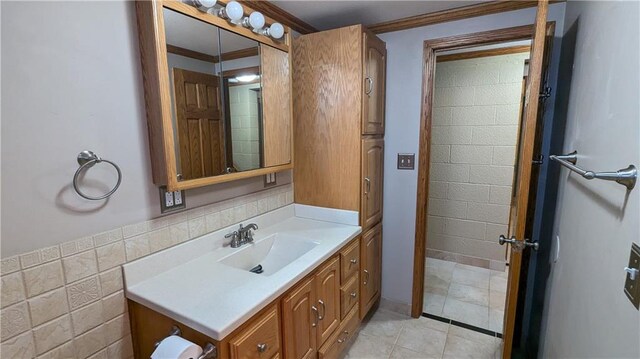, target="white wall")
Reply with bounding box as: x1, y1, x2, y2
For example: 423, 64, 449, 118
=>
540, 1, 640, 357
378, 3, 566, 306
427, 53, 527, 268
0, 1, 290, 258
